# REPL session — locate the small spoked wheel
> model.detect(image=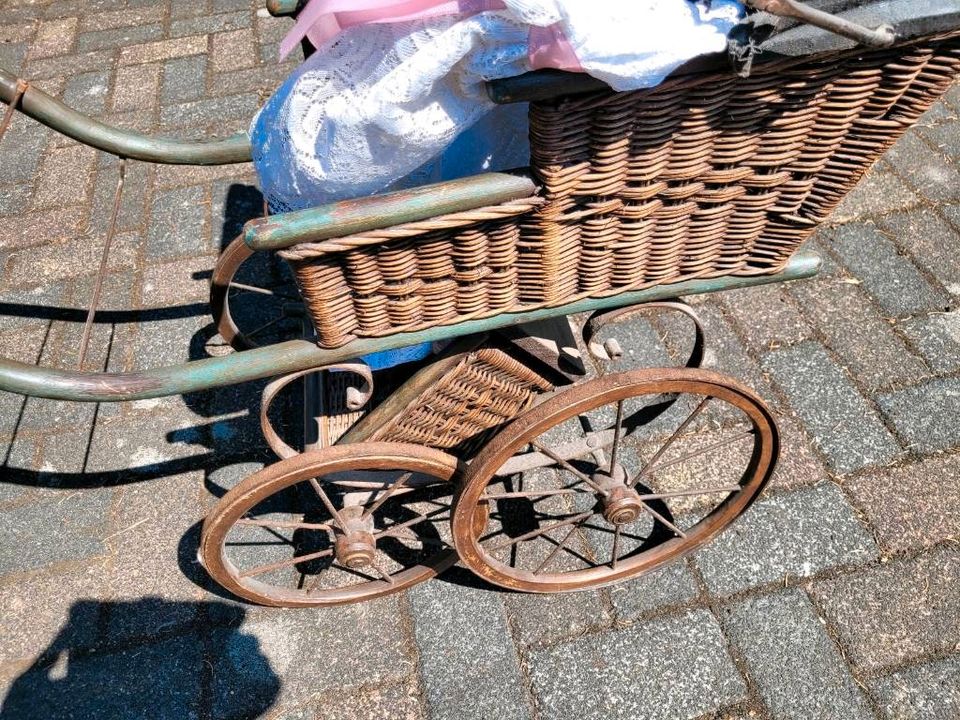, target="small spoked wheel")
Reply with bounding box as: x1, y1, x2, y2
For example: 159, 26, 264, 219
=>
451, 368, 779, 593
210, 236, 303, 351
200, 443, 461, 607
